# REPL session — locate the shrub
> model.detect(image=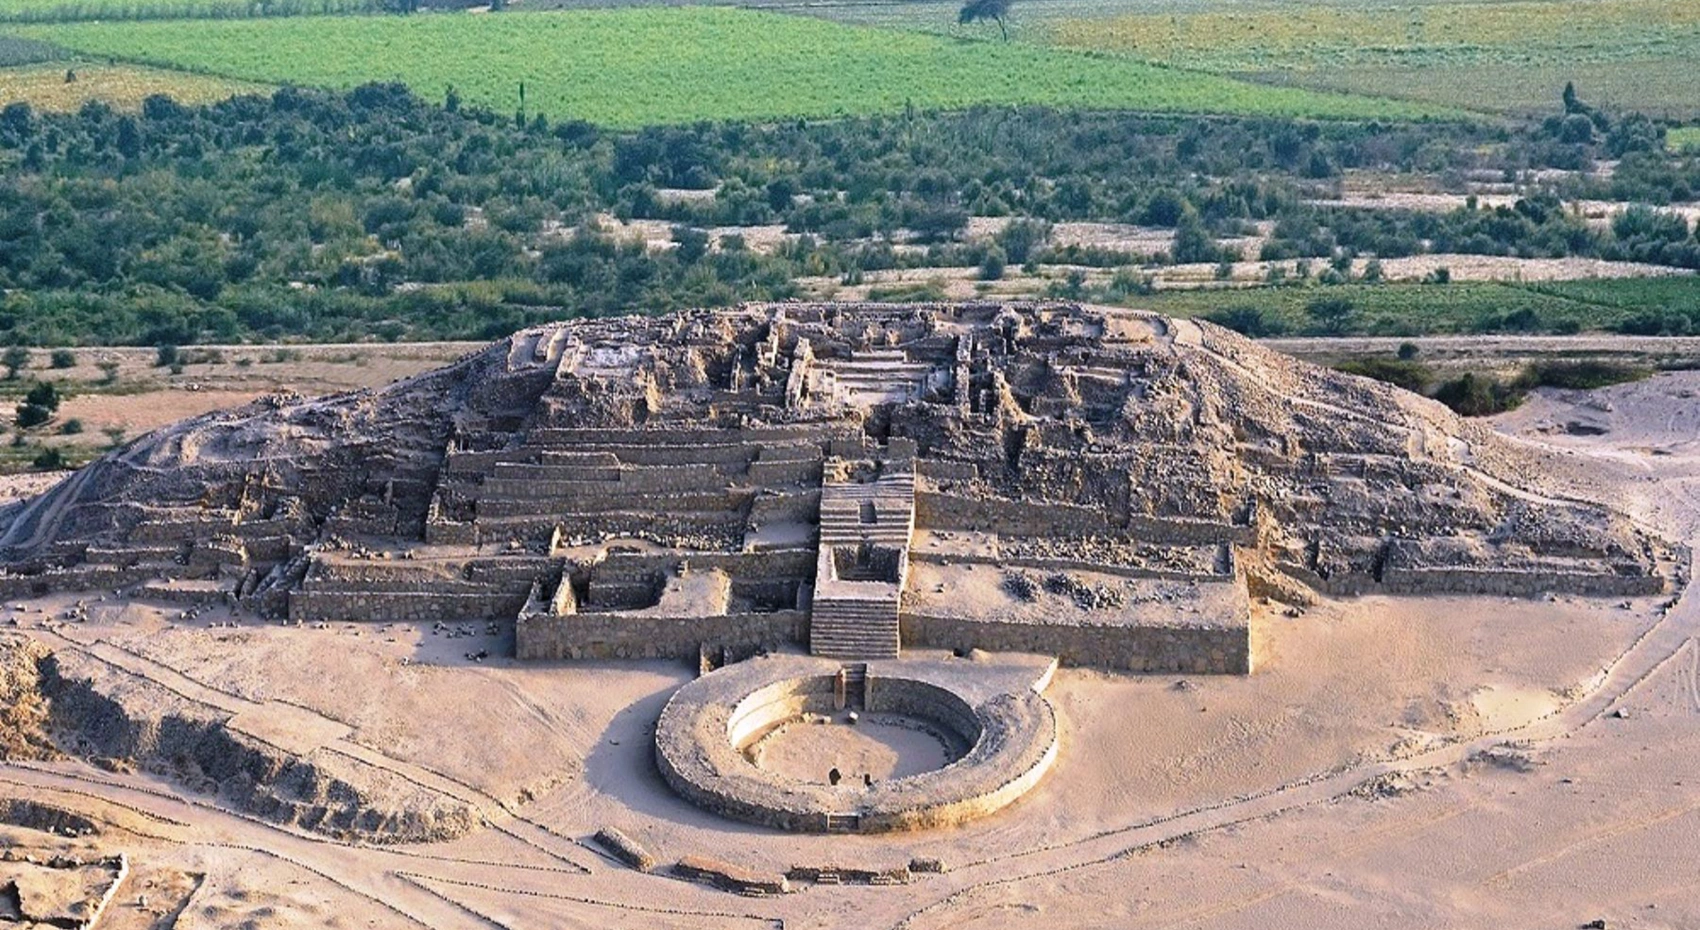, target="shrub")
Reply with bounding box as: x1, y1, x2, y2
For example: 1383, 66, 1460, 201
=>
1520, 360, 1650, 391
978, 246, 1006, 281
58, 418, 83, 435
24, 382, 59, 411
1333, 357, 1433, 394
31, 447, 64, 471
1305, 296, 1356, 334
995, 219, 1049, 265
14, 404, 50, 429
2, 346, 29, 380
1432, 372, 1524, 416
49, 349, 76, 369
1205, 305, 1288, 337
155, 344, 179, 367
